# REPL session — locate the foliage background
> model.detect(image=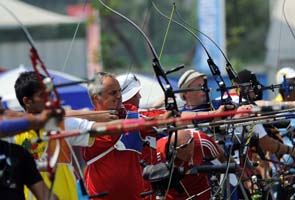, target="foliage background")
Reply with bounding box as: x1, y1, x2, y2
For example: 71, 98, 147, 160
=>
22, 0, 270, 75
